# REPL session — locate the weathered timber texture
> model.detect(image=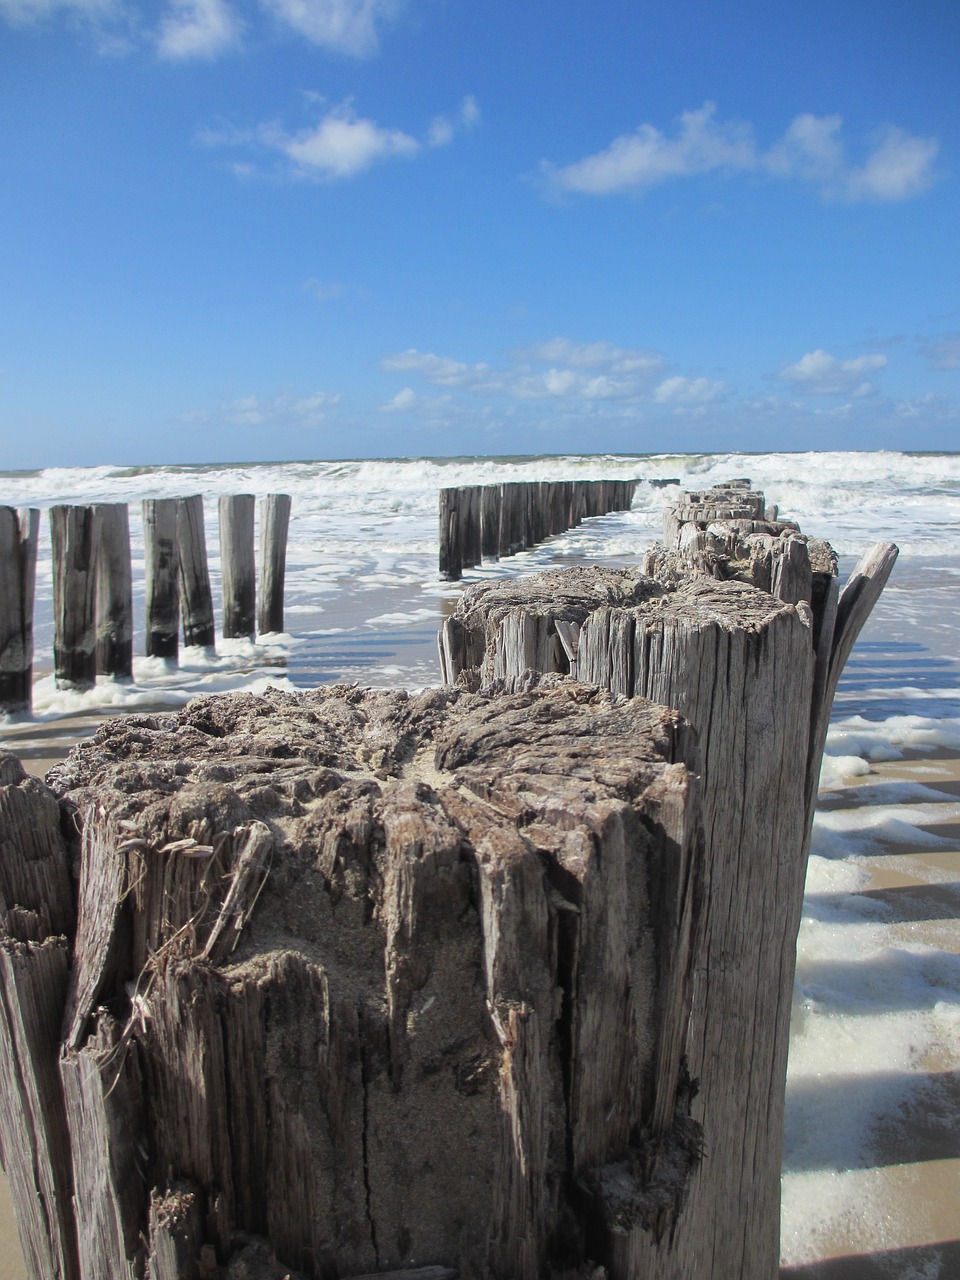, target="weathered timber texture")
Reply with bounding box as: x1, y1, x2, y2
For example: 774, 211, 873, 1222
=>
0, 507, 40, 713
94, 503, 134, 679
0, 753, 79, 1280
177, 495, 216, 649
143, 499, 180, 660
220, 494, 256, 639
439, 479, 637, 580
257, 493, 292, 635
2, 682, 705, 1279
50, 504, 101, 689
